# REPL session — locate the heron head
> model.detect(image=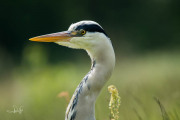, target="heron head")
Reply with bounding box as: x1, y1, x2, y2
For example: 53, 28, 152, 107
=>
29, 21, 109, 50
